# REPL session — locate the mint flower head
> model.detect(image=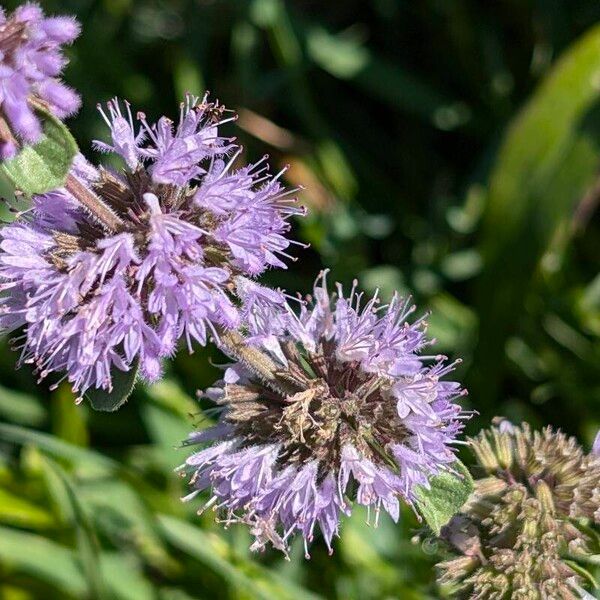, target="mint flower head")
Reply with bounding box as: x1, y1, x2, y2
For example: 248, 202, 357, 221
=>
435, 421, 600, 599
0, 3, 80, 159
0, 95, 304, 401
180, 272, 469, 557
